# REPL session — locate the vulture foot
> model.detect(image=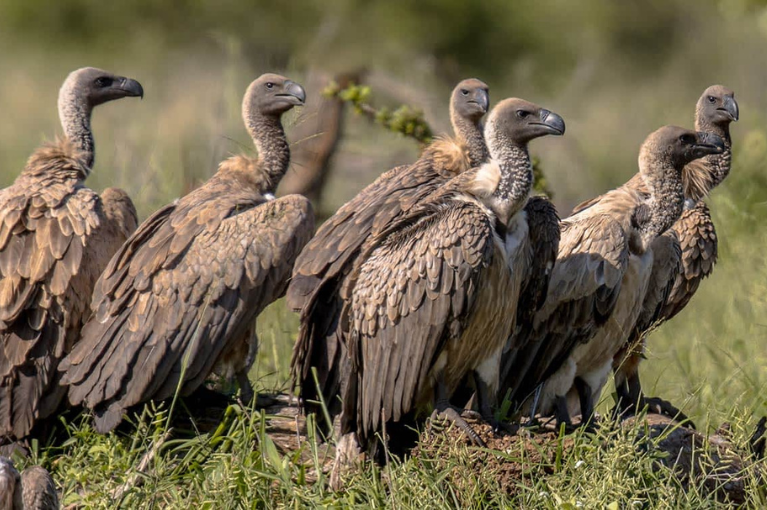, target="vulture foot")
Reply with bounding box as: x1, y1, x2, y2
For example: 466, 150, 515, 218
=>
428, 407, 487, 448
329, 432, 362, 491
641, 397, 695, 429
